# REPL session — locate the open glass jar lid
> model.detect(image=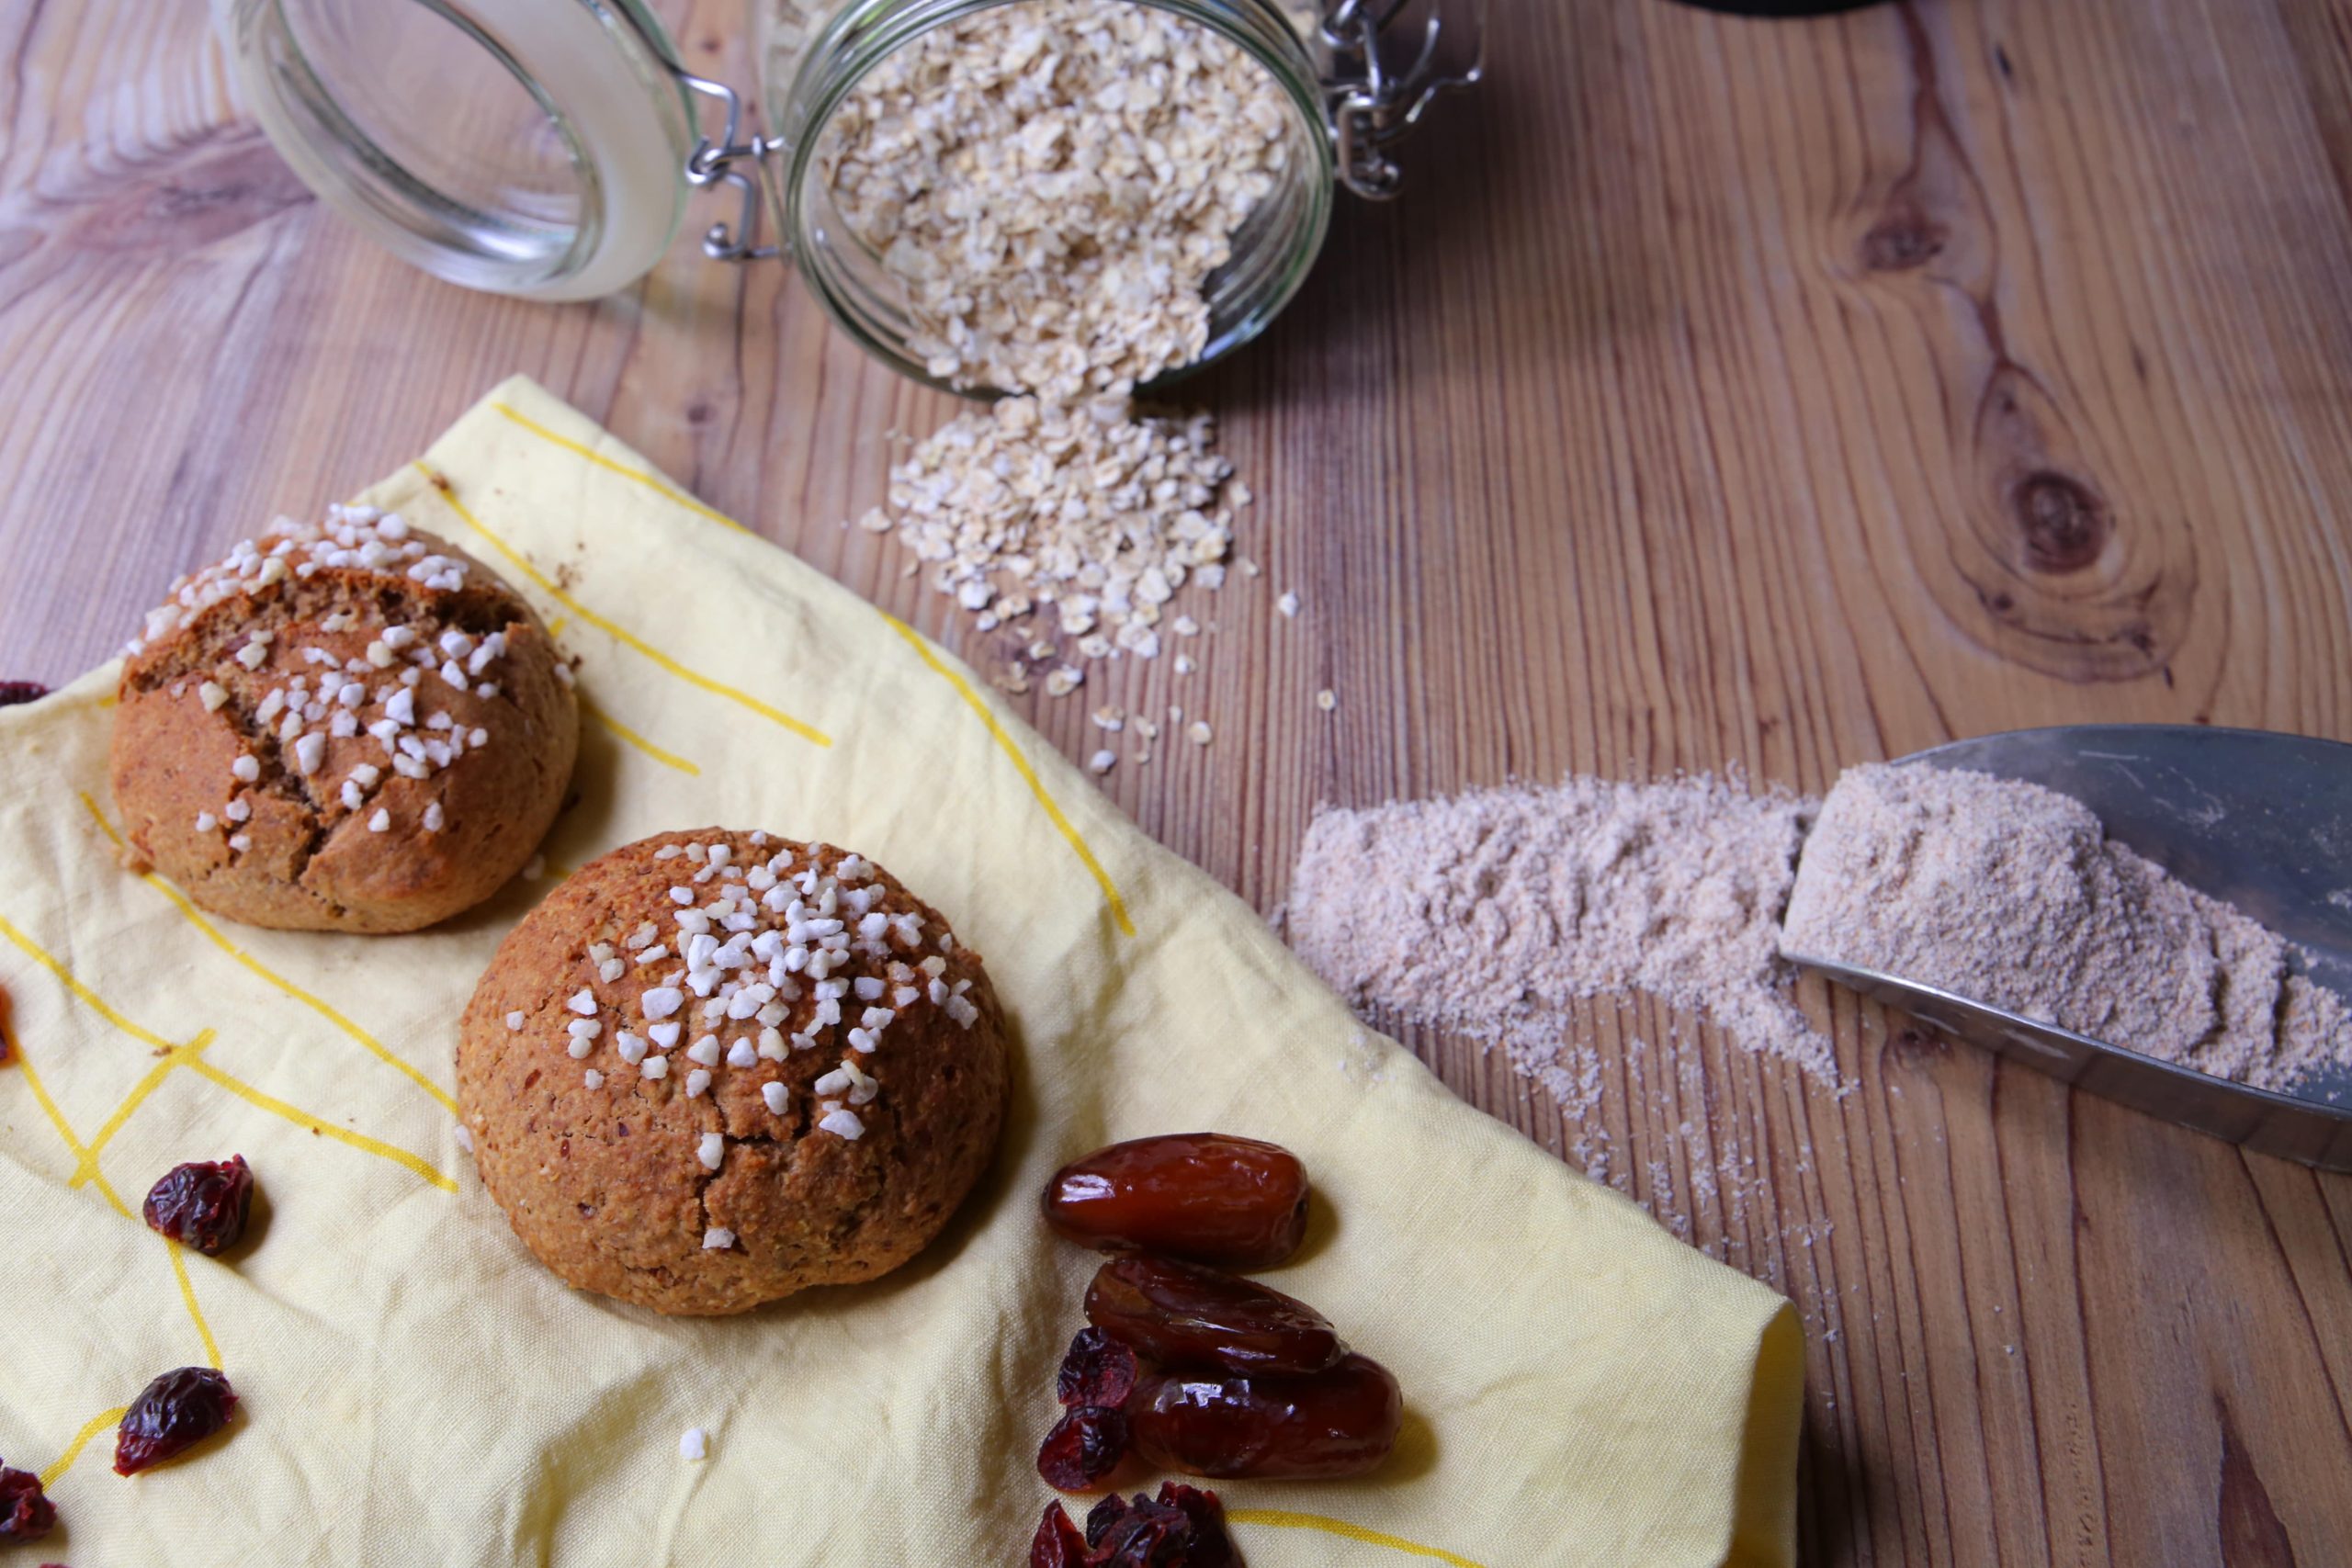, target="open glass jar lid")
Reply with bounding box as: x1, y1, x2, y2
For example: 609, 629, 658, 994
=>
211, 0, 1482, 393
